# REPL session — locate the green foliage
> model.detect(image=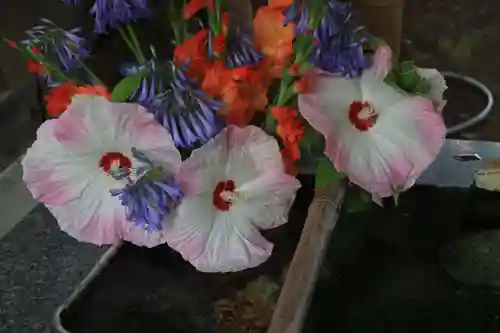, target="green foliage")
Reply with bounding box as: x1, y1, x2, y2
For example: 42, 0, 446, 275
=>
315, 158, 345, 189
111, 72, 145, 102
385, 61, 432, 96
346, 191, 372, 214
